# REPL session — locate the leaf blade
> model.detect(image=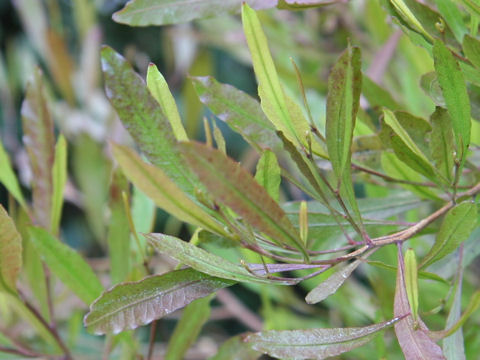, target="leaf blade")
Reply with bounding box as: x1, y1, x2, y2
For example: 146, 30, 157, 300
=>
0, 205, 22, 293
